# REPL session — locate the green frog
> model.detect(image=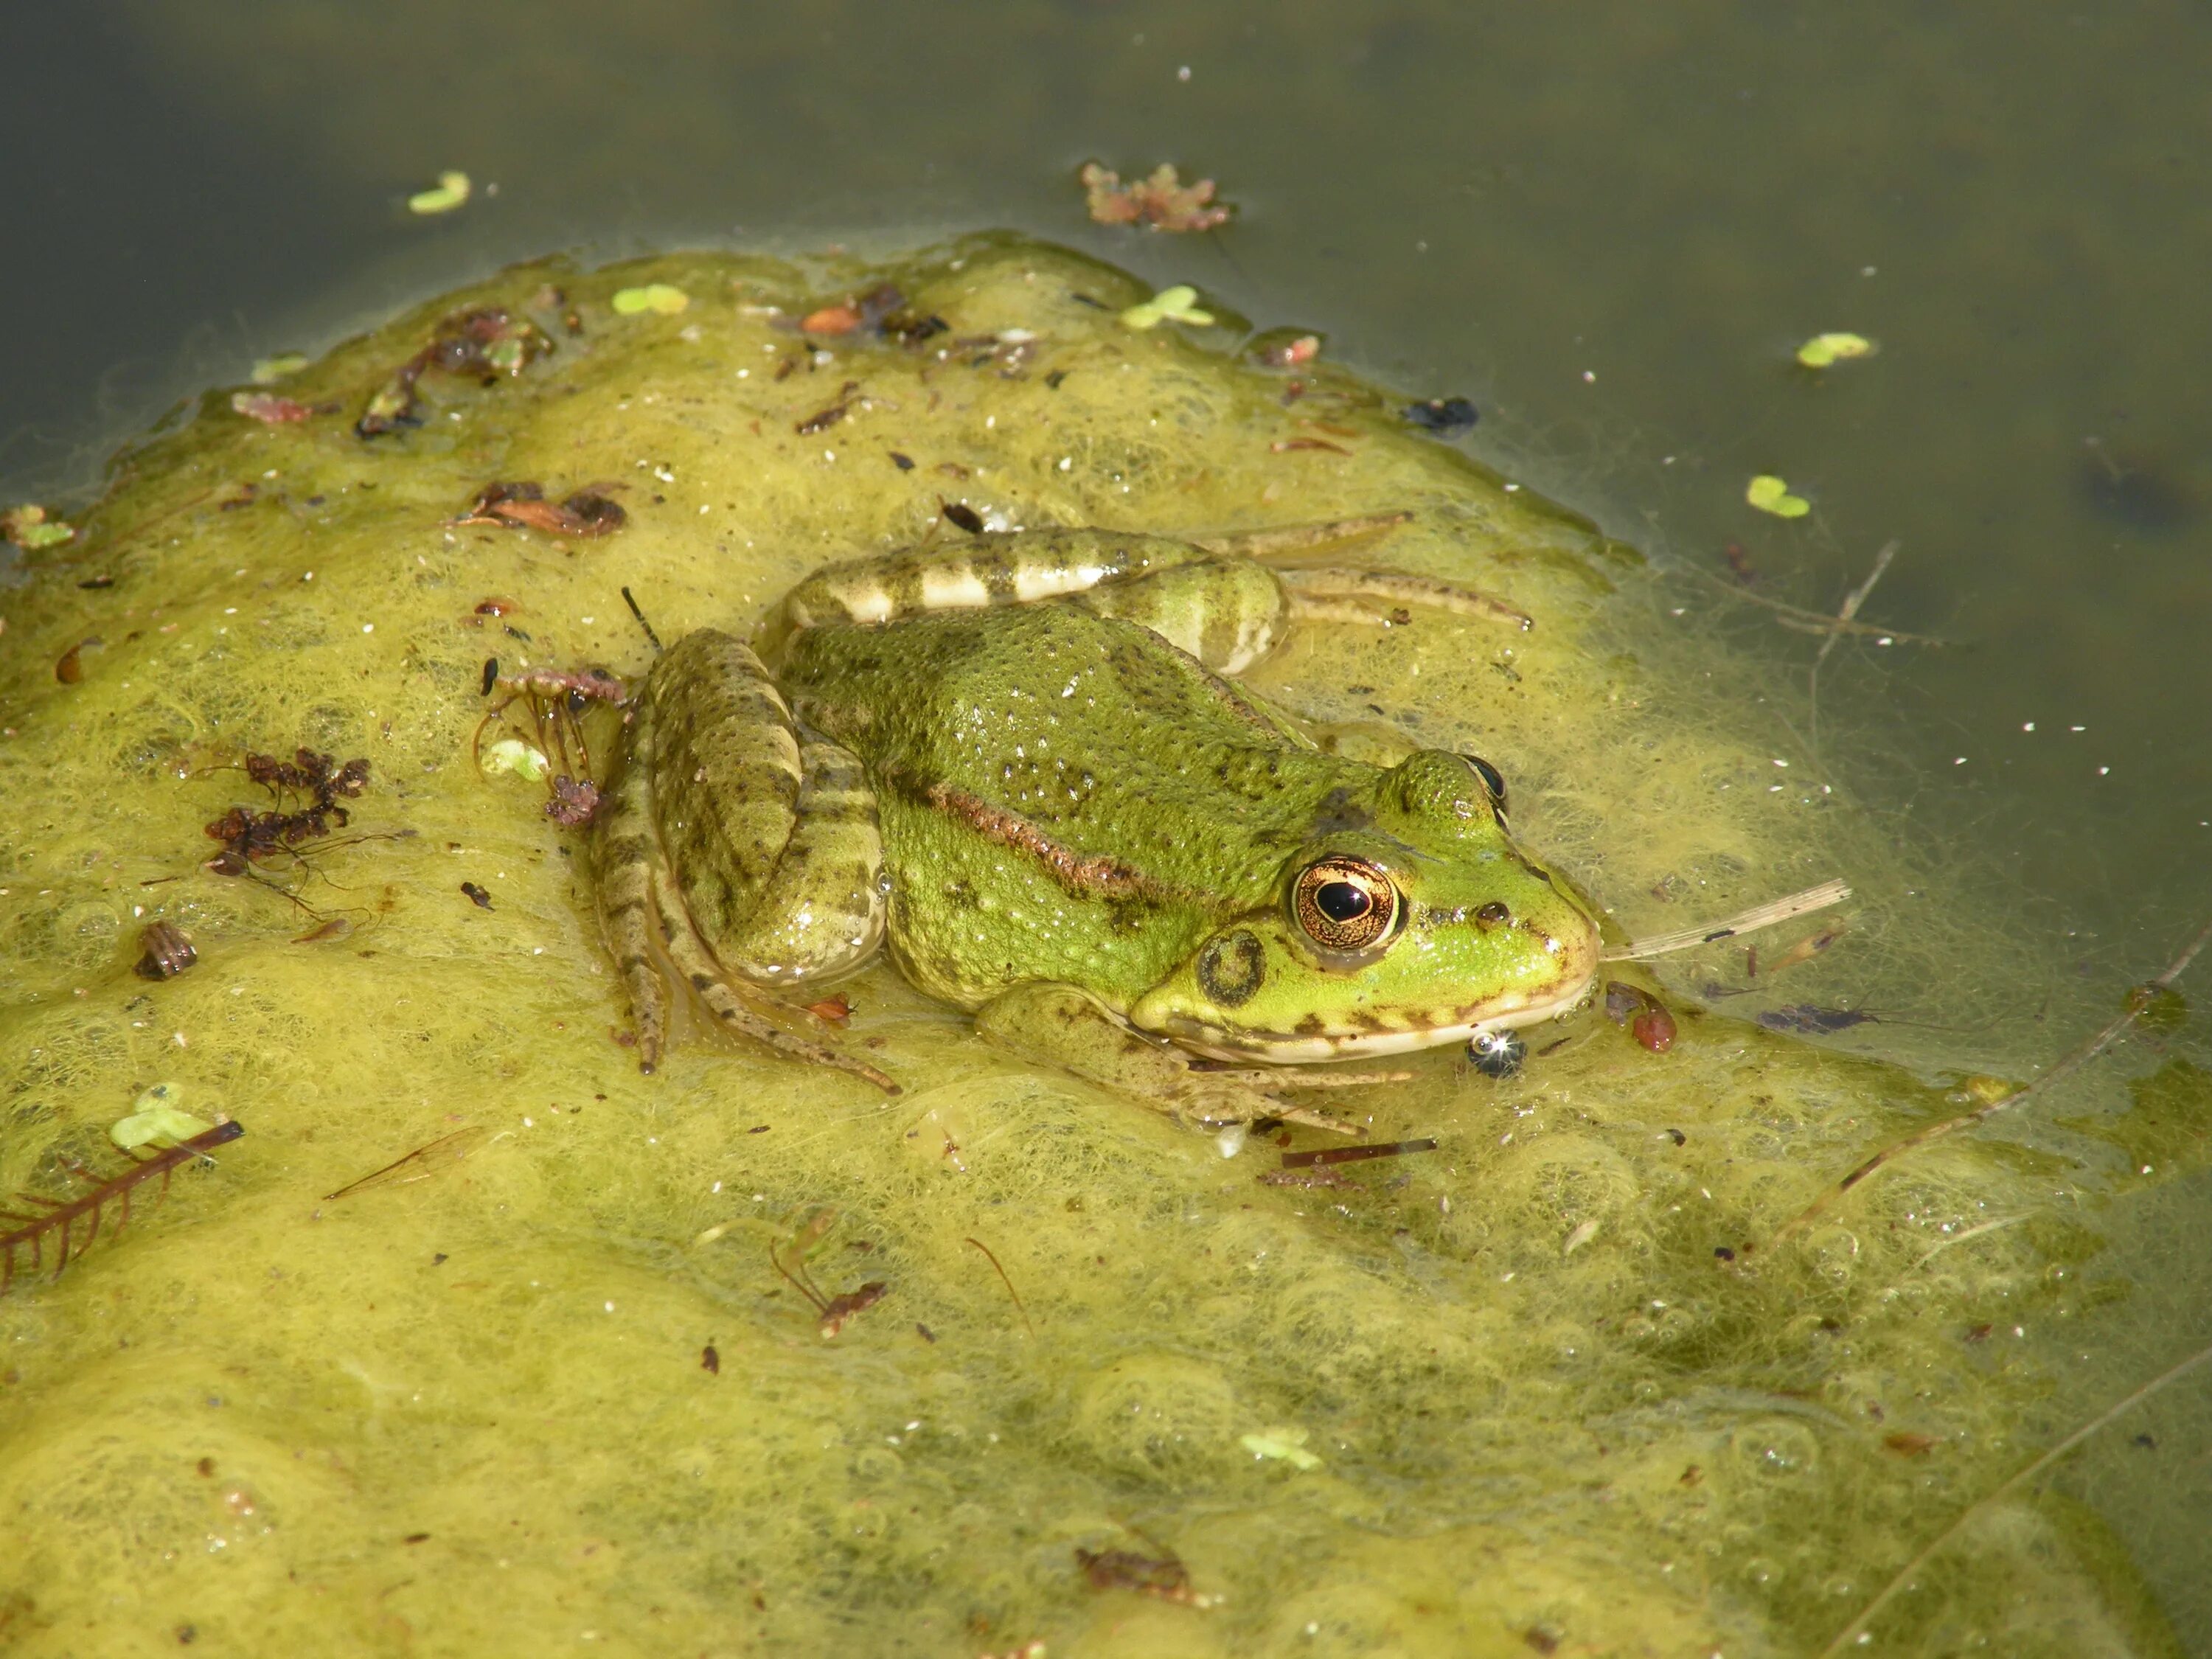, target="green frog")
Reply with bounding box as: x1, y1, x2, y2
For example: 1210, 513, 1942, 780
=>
594, 515, 1603, 1131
